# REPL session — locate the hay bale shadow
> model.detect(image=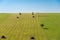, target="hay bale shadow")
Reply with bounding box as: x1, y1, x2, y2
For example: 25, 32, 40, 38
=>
43, 28, 48, 30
